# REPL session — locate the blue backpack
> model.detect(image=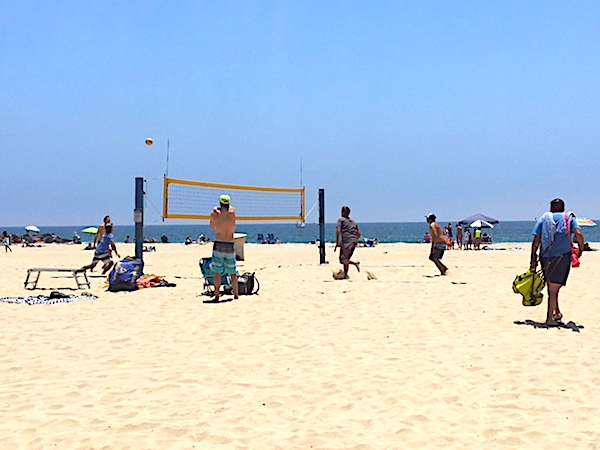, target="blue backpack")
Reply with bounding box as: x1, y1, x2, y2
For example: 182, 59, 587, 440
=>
108, 257, 144, 292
